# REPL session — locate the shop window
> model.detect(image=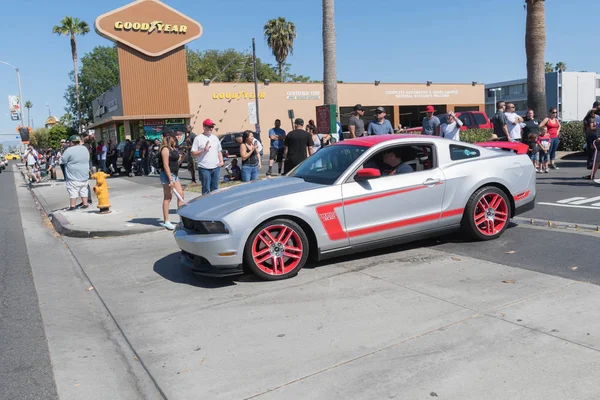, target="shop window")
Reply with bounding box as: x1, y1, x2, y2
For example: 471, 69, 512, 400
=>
450, 145, 480, 161
362, 144, 435, 177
